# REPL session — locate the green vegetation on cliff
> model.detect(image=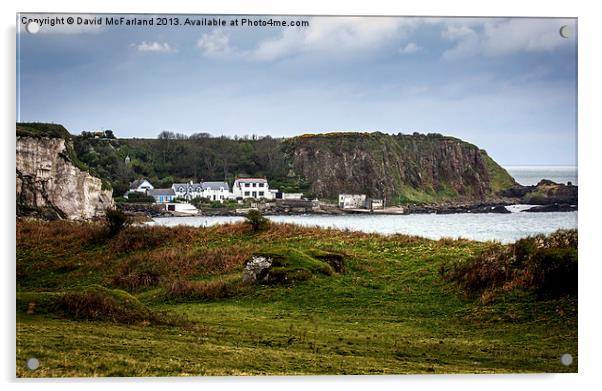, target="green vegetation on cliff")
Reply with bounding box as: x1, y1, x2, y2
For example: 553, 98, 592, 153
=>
18, 122, 515, 203
16, 220, 577, 376
16, 122, 72, 140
